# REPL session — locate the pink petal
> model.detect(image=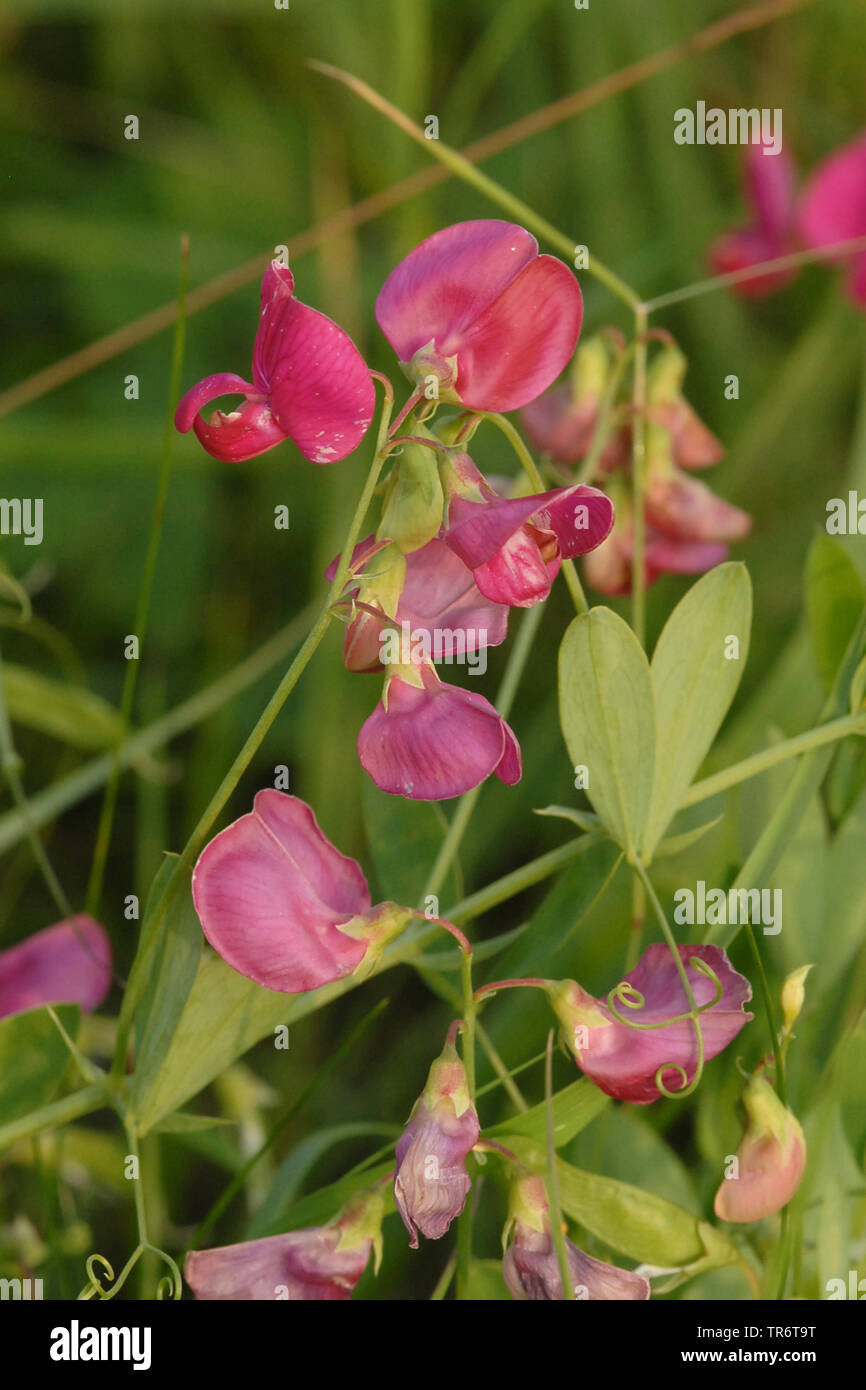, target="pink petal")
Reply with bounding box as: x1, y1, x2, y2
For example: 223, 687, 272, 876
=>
645, 472, 752, 543
268, 298, 375, 464
358, 671, 521, 800
0, 916, 112, 1020
799, 132, 866, 250
398, 538, 509, 650
714, 1131, 806, 1223
185, 1228, 369, 1301
175, 373, 259, 434
453, 254, 582, 411
375, 220, 540, 364
192, 398, 288, 463
746, 141, 798, 244
472, 528, 553, 607
710, 227, 796, 297
191, 791, 370, 994
252, 262, 296, 391
645, 535, 730, 579
447, 486, 613, 571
